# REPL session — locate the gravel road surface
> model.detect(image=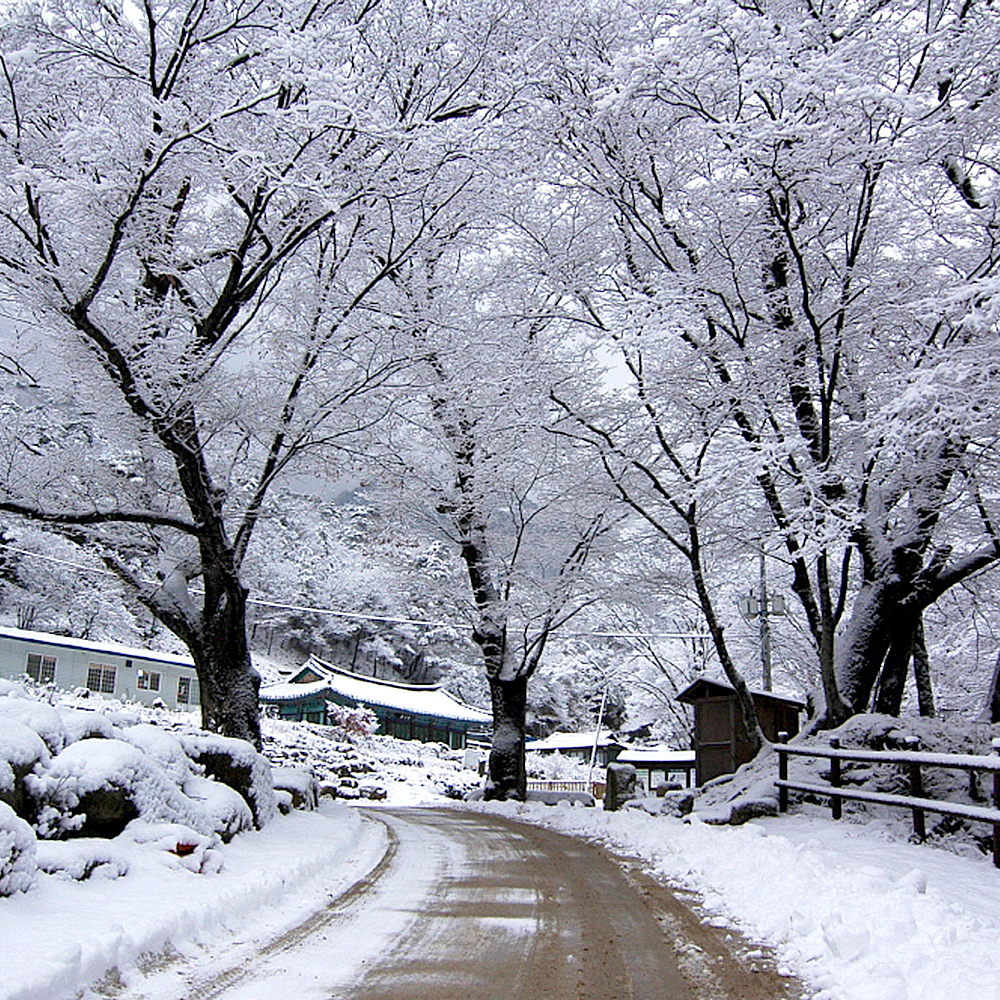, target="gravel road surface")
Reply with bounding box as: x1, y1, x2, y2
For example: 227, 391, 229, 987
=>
122, 806, 800, 1000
